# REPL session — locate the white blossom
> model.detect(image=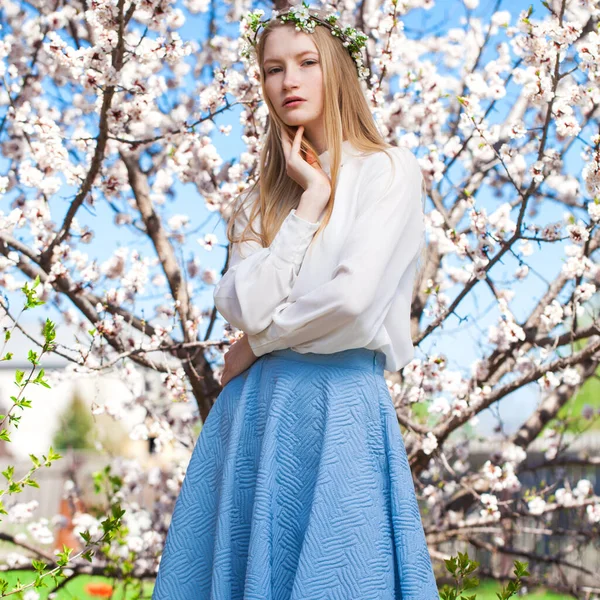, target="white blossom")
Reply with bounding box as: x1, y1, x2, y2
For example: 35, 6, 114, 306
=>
422, 432, 438, 455
8, 500, 39, 524
528, 497, 546, 515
